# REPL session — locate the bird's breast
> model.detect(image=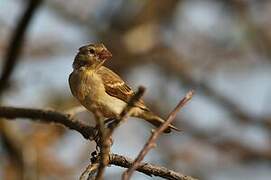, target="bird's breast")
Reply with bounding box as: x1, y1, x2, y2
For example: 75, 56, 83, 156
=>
69, 70, 103, 101
69, 69, 127, 118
